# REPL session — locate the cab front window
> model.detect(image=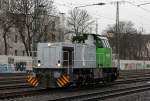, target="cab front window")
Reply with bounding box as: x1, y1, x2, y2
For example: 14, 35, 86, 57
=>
96, 38, 103, 48
96, 36, 110, 48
